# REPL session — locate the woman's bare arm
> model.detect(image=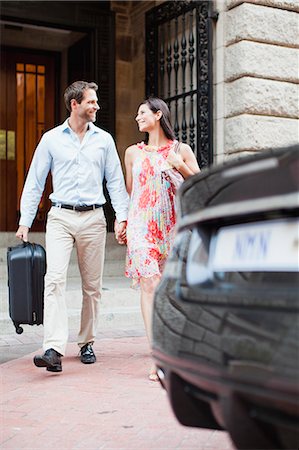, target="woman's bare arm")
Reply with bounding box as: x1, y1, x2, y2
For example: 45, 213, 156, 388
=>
166, 143, 200, 179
